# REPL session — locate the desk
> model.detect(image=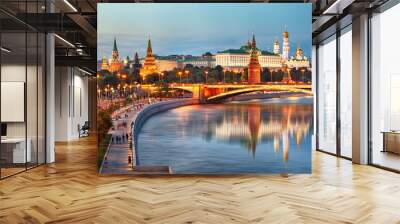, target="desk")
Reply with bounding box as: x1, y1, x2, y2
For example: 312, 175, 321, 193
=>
382, 131, 400, 154
1, 138, 31, 163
